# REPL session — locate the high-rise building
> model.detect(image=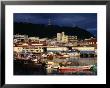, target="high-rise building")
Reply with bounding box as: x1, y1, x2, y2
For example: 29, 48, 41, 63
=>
57, 33, 62, 41
57, 32, 68, 43
62, 32, 65, 36
61, 35, 68, 43
57, 32, 78, 44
